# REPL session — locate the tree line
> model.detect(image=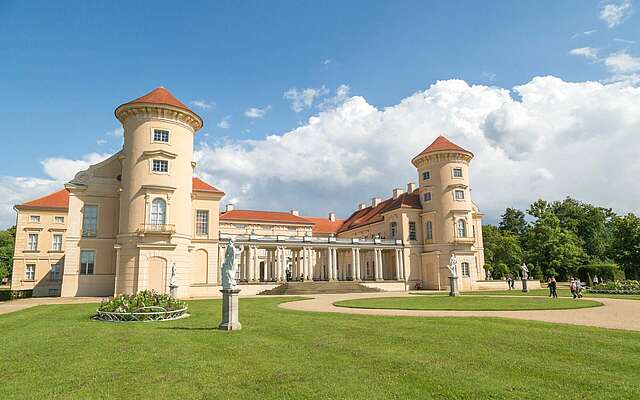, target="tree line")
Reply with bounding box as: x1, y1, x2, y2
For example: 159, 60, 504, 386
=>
483, 198, 640, 282
0, 226, 16, 282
